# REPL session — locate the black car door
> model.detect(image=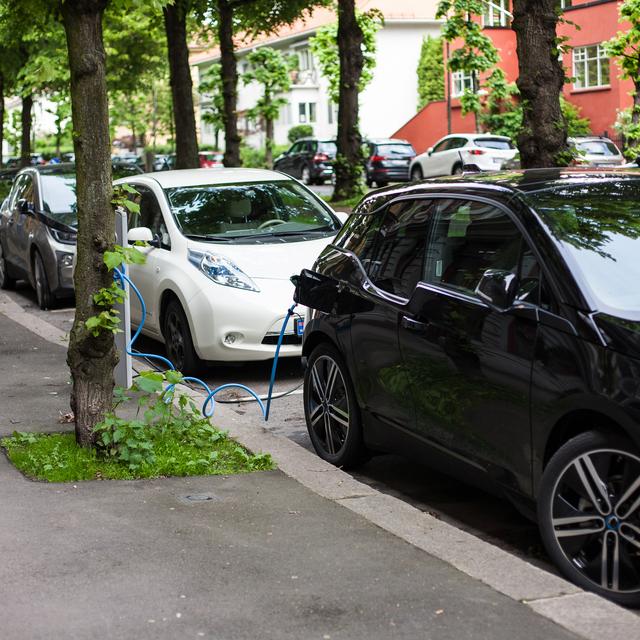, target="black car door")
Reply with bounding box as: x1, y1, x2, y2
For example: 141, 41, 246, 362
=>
347, 198, 431, 441
398, 196, 538, 494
